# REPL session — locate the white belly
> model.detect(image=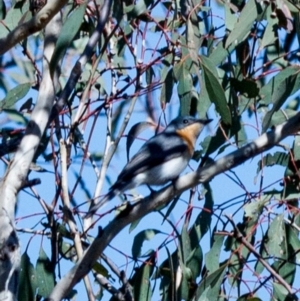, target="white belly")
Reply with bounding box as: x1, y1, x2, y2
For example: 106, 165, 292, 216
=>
133, 156, 189, 186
